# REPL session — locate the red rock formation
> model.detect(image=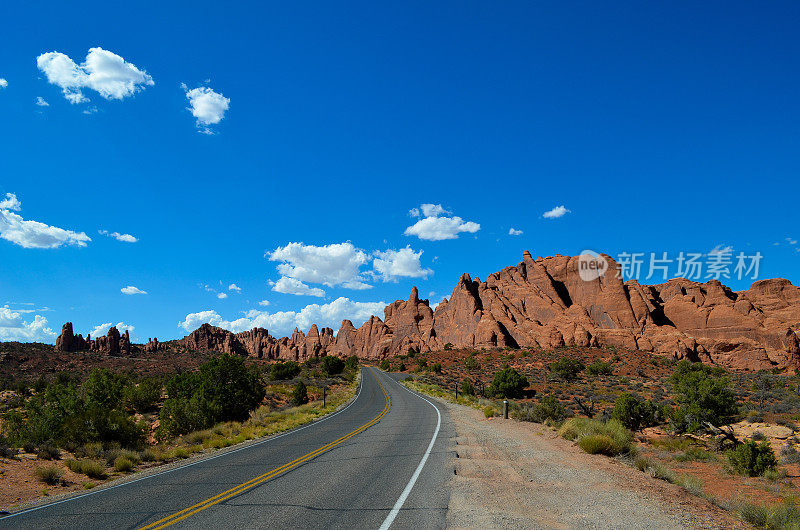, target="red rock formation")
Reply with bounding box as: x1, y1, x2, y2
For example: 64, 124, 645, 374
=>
169, 252, 799, 371
55, 322, 88, 352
